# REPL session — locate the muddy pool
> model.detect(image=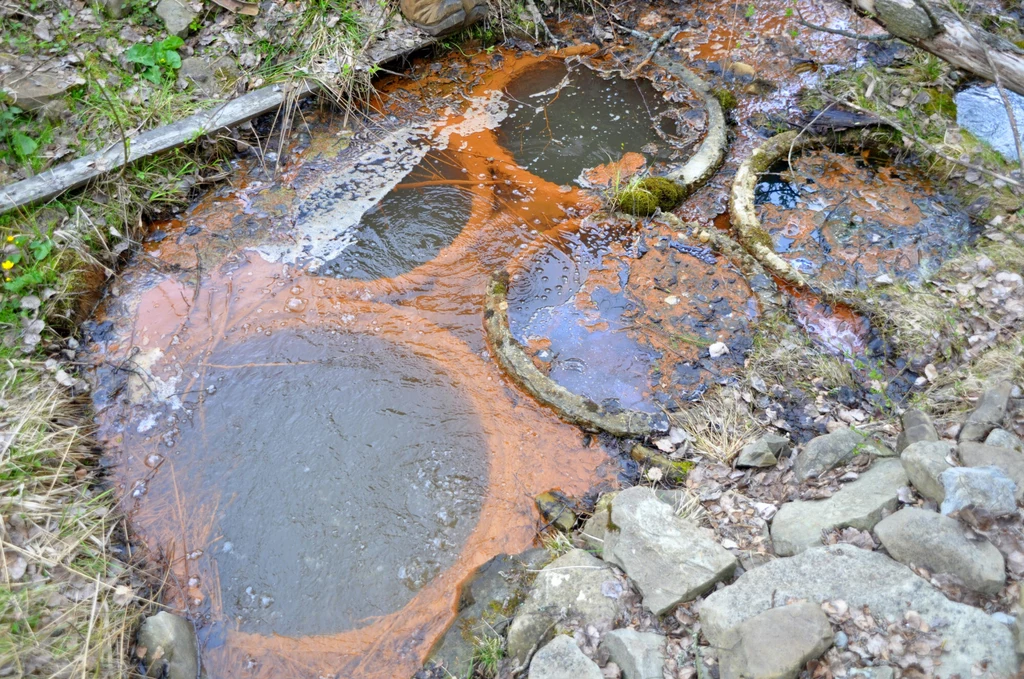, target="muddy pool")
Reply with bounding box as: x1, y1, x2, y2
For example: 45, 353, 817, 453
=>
86, 5, 976, 675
